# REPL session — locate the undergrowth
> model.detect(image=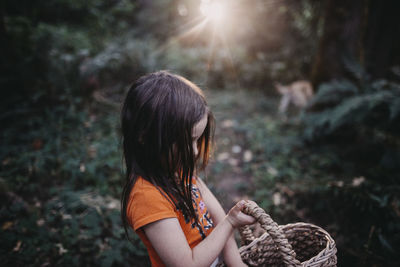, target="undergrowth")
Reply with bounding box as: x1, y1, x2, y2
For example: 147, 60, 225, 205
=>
0, 102, 148, 266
